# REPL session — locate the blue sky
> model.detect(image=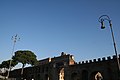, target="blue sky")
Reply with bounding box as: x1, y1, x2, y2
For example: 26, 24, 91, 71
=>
0, 0, 120, 68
